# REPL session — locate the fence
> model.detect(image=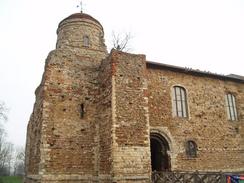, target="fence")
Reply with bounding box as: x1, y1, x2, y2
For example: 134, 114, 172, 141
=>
152, 171, 226, 183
